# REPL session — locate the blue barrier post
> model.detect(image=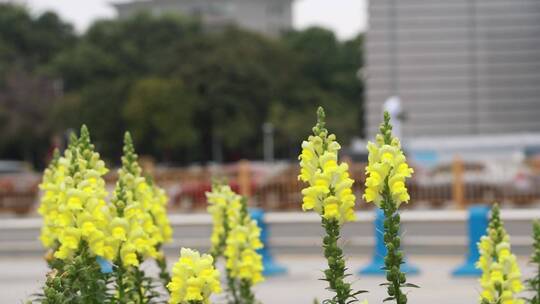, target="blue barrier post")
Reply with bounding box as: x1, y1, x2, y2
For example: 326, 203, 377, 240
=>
452, 204, 489, 277
96, 256, 113, 274
250, 208, 287, 276
359, 208, 419, 275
